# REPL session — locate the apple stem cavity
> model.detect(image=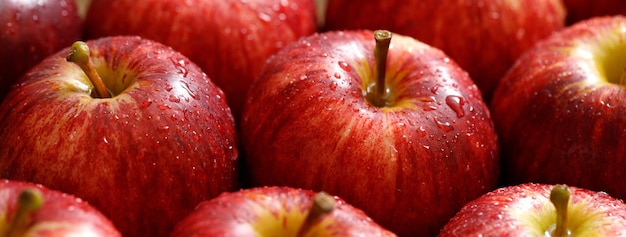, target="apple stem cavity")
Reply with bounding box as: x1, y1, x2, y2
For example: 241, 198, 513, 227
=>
367, 30, 392, 108
549, 184, 571, 237
296, 192, 335, 237
66, 41, 112, 98
5, 189, 44, 237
